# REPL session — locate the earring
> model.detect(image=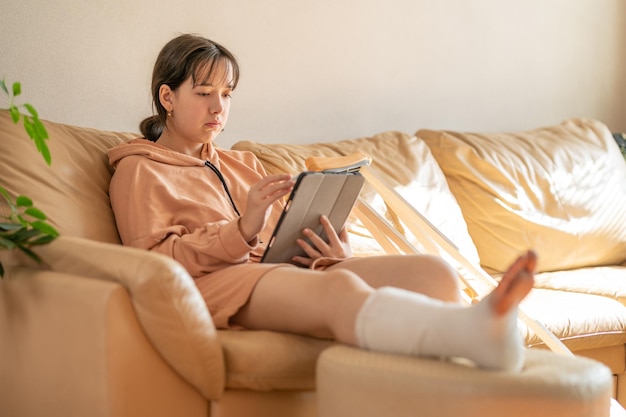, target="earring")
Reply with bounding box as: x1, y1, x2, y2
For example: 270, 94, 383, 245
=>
167, 110, 173, 117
